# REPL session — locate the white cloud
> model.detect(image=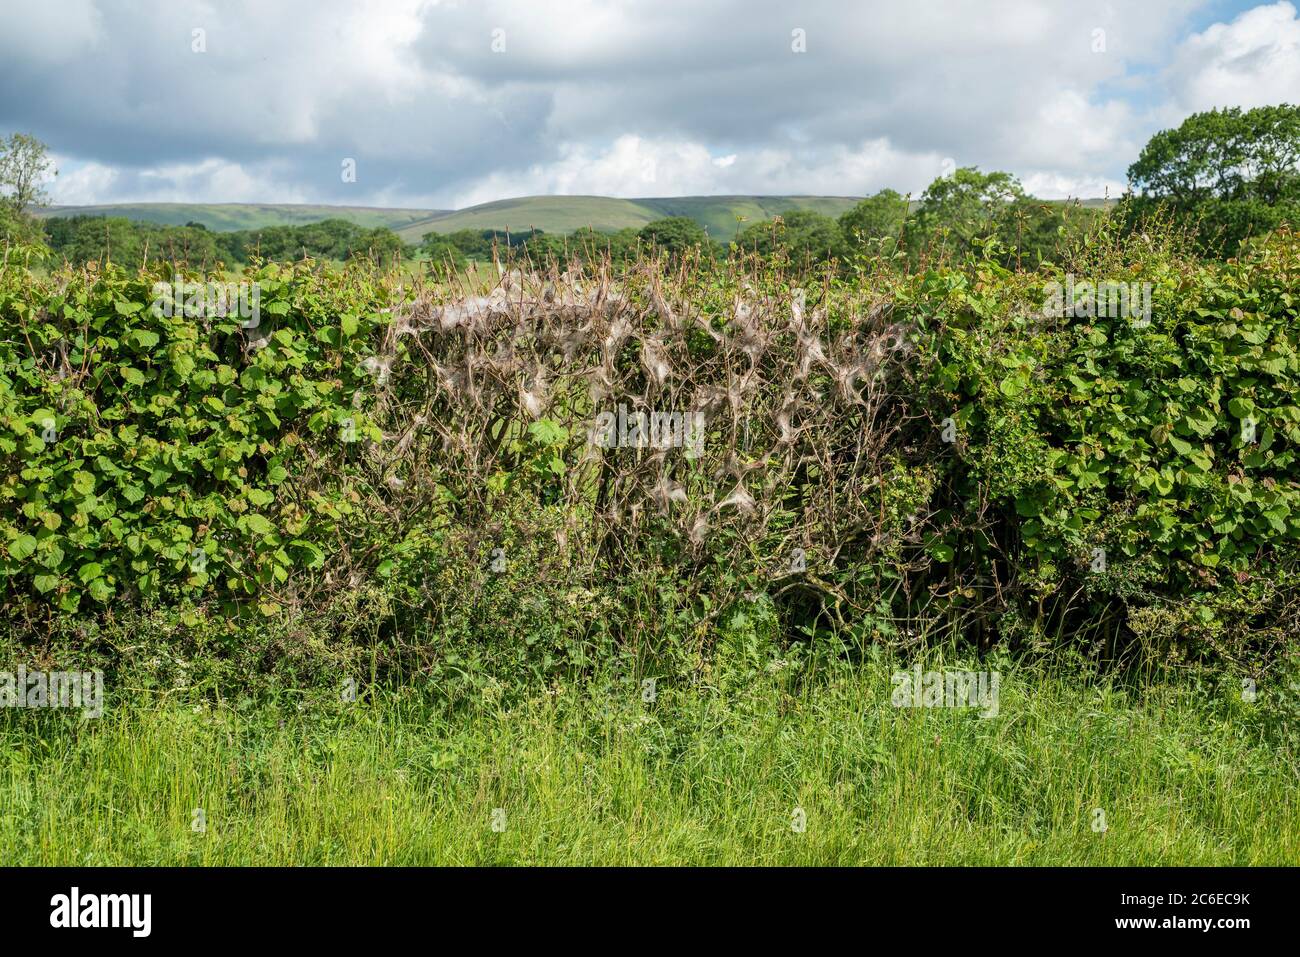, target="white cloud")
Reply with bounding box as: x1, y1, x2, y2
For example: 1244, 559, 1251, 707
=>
448, 135, 720, 206
1020, 170, 1127, 201
50, 157, 309, 205
0, 0, 103, 65
8, 0, 1297, 208
135, 159, 310, 204
447, 134, 957, 206
48, 158, 117, 206
1168, 2, 1300, 112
